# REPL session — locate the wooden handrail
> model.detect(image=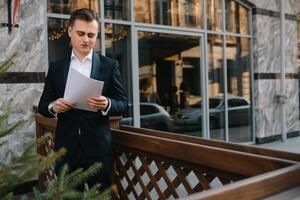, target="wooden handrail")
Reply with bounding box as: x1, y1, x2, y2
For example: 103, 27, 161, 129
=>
181, 164, 300, 200
120, 125, 300, 162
